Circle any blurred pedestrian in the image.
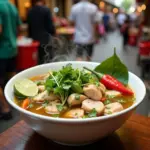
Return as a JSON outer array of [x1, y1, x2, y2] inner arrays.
[[95, 7, 106, 41], [121, 18, 130, 49], [69, 0, 98, 61], [102, 9, 110, 32], [0, 0, 22, 120], [117, 10, 127, 29], [129, 11, 138, 25], [27, 0, 55, 64]]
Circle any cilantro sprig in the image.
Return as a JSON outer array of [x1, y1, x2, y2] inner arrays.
[[45, 64, 99, 106], [88, 108, 97, 118]]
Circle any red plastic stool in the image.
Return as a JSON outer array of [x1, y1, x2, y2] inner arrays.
[[17, 41, 39, 70]]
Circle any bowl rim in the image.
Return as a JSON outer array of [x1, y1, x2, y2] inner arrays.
[[4, 61, 146, 123]]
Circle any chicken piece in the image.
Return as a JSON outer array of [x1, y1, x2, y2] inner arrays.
[[104, 102, 123, 115], [82, 99, 105, 115], [33, 91, 58, 103], [38, 85, 45, 93], [83, 84, 102, 101], [67, 93, 87, 107], [105, 90, 121, 98], [63, 108, 84, 119], [45, 100, 61, 115], [99, 83, 106, 95]]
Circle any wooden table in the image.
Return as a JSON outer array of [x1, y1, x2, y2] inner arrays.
[[0, 114, 150, 150]]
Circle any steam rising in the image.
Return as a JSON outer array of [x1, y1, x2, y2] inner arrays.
[[42, 35, 91, 63], [43, 36, 77, 63]]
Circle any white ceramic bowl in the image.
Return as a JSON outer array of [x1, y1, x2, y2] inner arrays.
[[4, 61, 146, 146]]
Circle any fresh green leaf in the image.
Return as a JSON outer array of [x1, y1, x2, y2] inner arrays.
[[36, 81, 44, 86], [75, 94, 80, 100], [71, 82, 83, 93], [106, 95, 115, 99], [54, 87, 64, 95], [88, 108, 97, 118], [64, 80, 73, 84], [51, 114, 59, 117], [45, 79, 55, 91], [82, 115, 89, 119], [46, 87, 51, 92], [75, 113, 78, 116], [62, 84, 71, 90], [42, 100, 49, 107], [28, 103, 34, 108], [81, 71, 99, 87], [81, 71, 90, 83], [95, 48, 129, 85], [95, 82, 100, 87], [60, 64, 73, 77], [56, 104, 64, 112], [131, 97, 136, 102], [36, 81, 41, 86], [104, 100, 111, 105], [107, 111, 112, 114]]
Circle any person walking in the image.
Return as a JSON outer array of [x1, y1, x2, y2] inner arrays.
[[0, 0, 22, 119], [117, 10, 127, 29], [120, 18, 130, 49], [27, 0, 55, 64], [69, 0, 98, 61]]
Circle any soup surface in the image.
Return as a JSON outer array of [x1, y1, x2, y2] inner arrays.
[[14, 65, 135, 119]]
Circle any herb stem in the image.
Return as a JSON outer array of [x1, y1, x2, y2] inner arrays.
[[49, 72, 64, 104], [77, 70, 81, 81], [58, 73, 63, 84], [62, 92, 68, 106], [49, 72, 60, 87]]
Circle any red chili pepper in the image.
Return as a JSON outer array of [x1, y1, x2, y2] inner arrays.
[[84, 67, 134, 96]]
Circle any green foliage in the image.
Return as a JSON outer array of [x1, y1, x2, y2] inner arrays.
[[88, 108, 97, 118]]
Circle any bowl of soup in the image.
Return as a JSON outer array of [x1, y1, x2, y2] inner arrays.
[[4, 61, 146, 145]]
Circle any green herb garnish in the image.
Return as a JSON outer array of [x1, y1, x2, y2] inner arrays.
[[82, 115, 89, 119], [107, 111, 112, 114], [42, 100, 49, 107], [75, 94, 80, 100], [104, 100, 111, 105], [56, 104, 63, 112], [88, 108, 97, 118], [51, 114, 59, 117], [71, 82, 83, 93], [28, 103, 34, 108], [75, 113, 78, 116], [35, 80, 45, 85], [131, 97, 136, 102], [45, 64, 99, 106], [106, 95, 115, 99], [95, 82, 100, 87]]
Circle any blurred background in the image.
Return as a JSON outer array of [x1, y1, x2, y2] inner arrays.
[[1, 0, 150, 133]]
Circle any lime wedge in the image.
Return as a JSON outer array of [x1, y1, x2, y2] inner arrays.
[[14, 79, 38, 97]]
